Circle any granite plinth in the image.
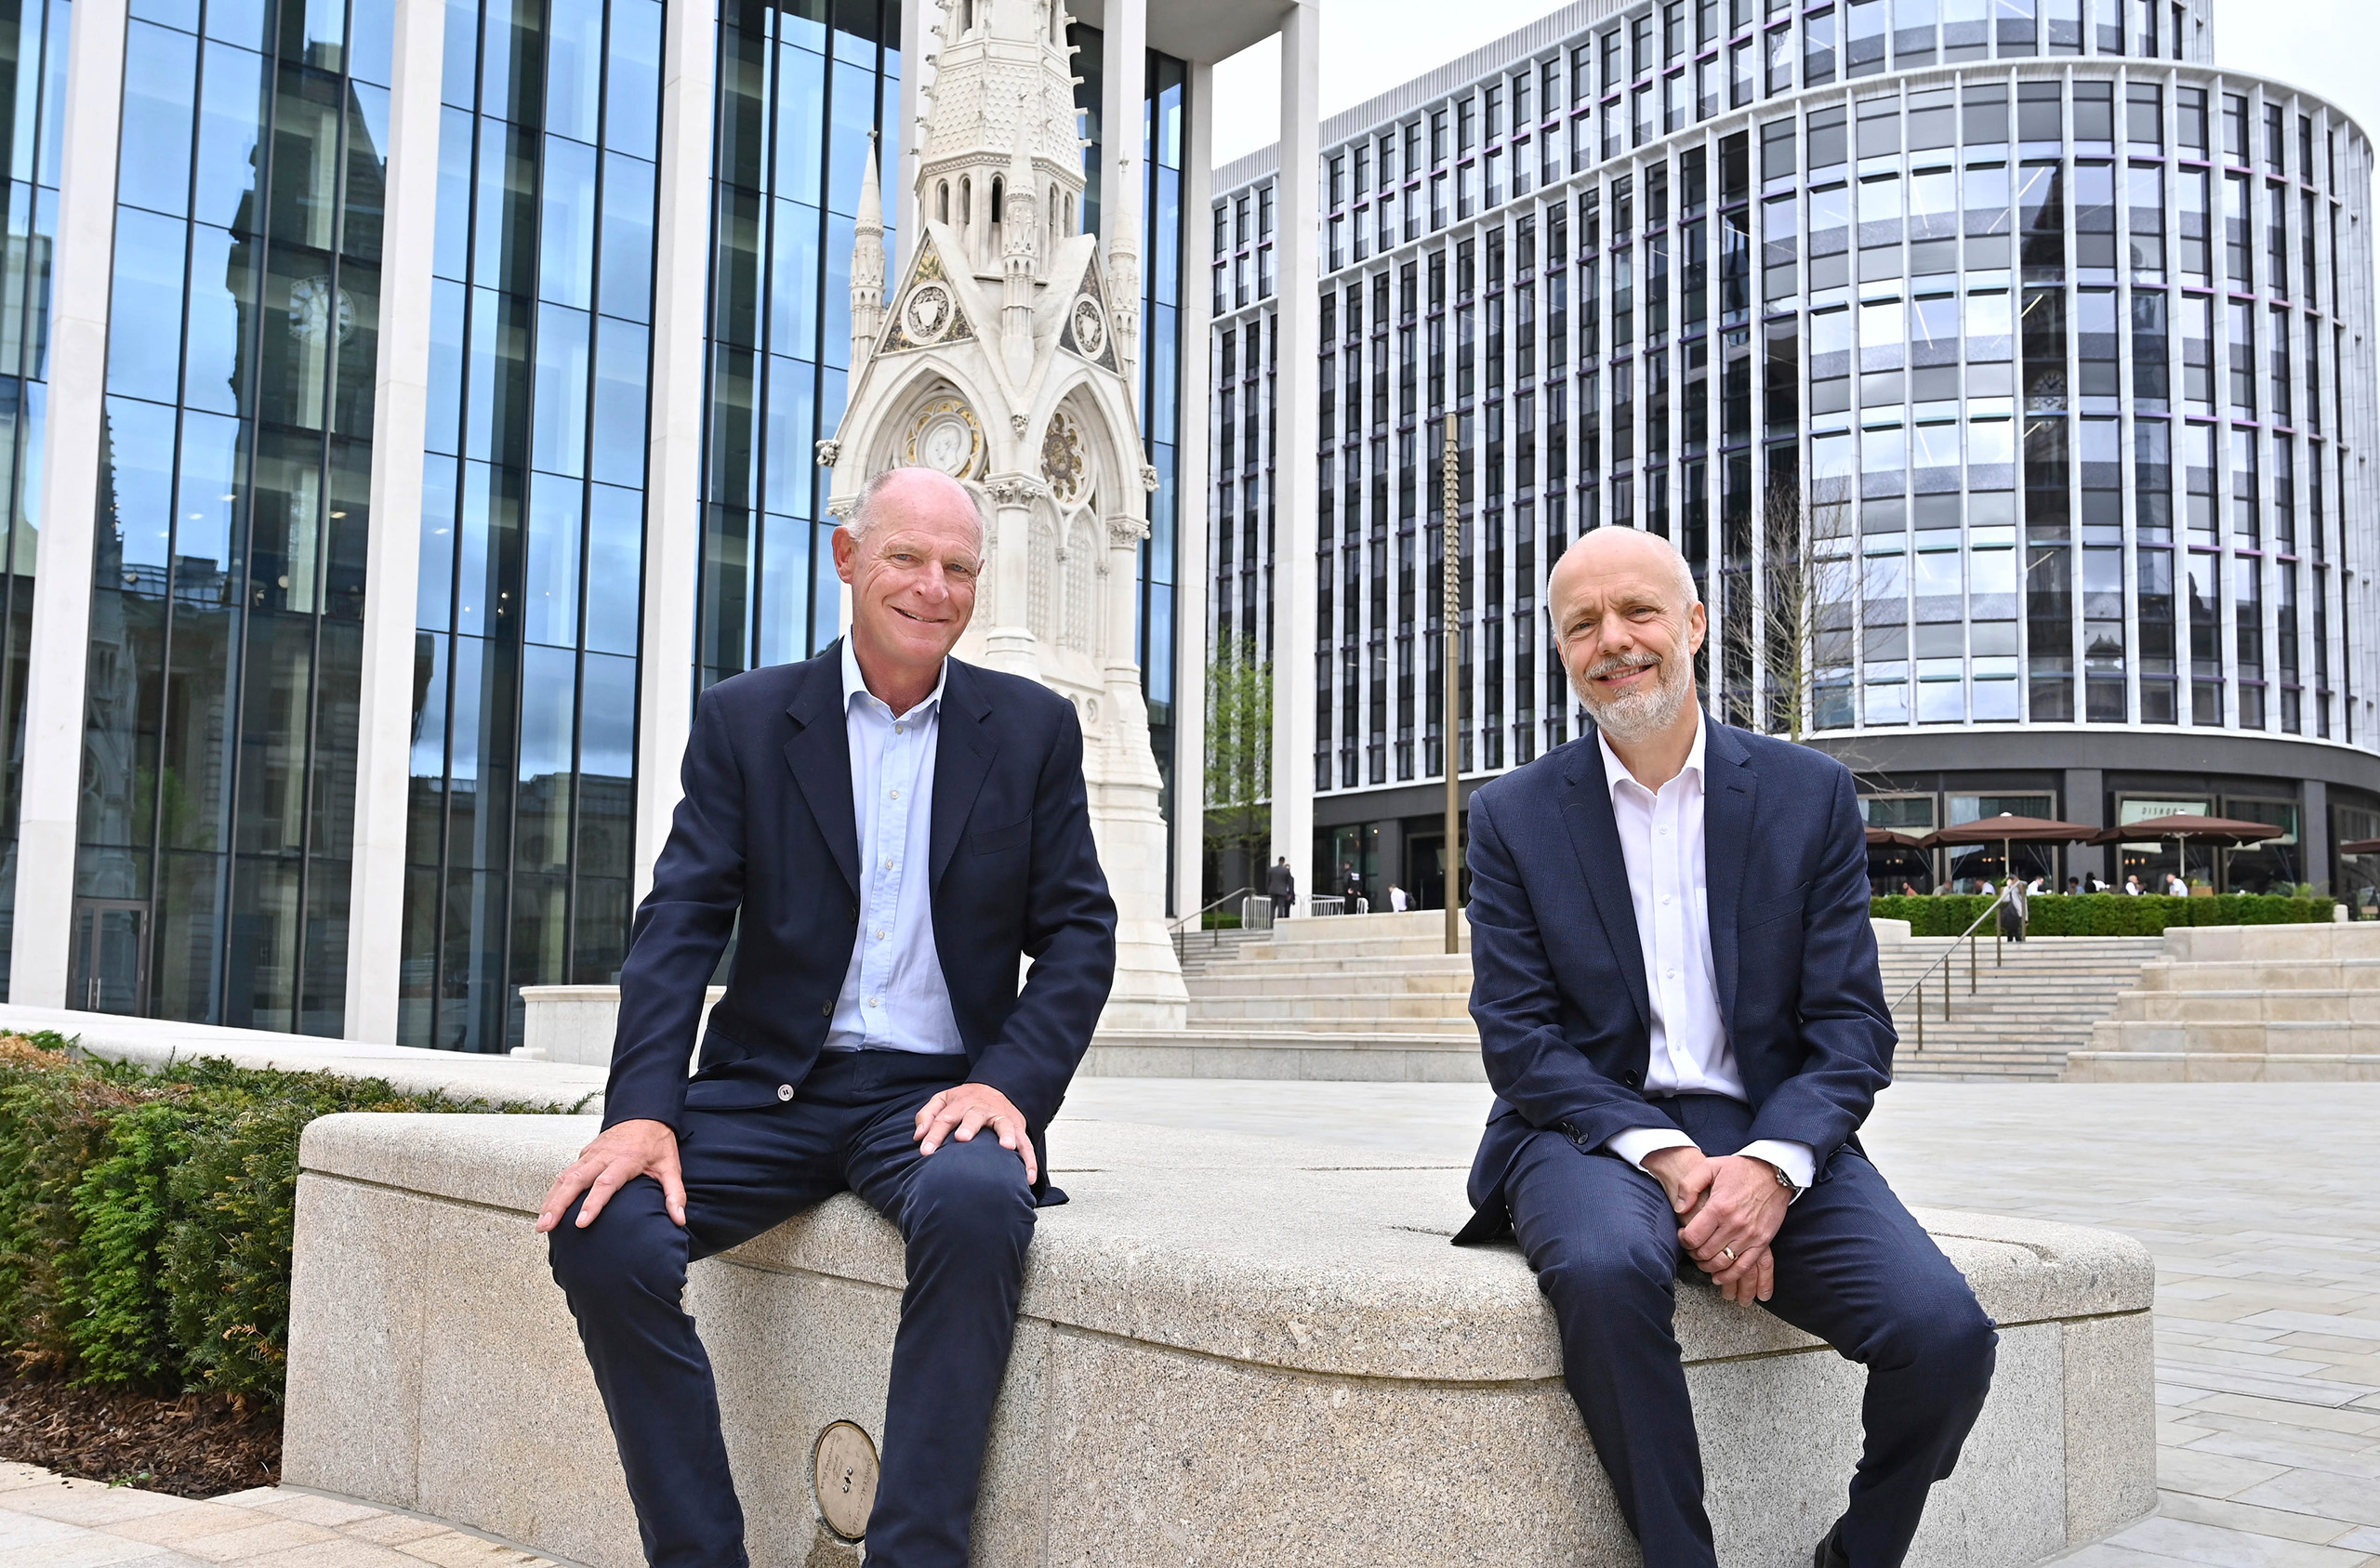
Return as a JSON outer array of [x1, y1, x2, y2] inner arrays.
[[284, 1113, 2154, 1568]]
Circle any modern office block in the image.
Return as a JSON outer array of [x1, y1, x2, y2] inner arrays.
[[1212, 0, 2380, 907], [0, 0, 1309, 1048]]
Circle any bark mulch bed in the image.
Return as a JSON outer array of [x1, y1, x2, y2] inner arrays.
[[0, 1374, 281, 1497]]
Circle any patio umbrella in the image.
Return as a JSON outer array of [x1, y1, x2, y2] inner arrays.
[[2093, 813, 2285, 891], [1920, 813, 2102, 887], [2089, 813, 2286, 847], [2336, 839, 2380, 856], [1864, 826, 1924, 849]]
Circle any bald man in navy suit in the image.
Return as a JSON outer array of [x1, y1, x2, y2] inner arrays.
[[1454, 527, 1997, 1568]]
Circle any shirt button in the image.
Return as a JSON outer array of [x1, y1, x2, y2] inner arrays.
[[1660, 895, 1673, 906], [884, 858, 894, 870], [867, 997, 880, 1008], [876, 929, 887, 940], [889, 788, 900, 799], [776, 1084, 794, 1101]]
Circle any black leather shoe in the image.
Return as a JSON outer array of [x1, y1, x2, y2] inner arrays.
[[1813, 1519, 1849, 1568]]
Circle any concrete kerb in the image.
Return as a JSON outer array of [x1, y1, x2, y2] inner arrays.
[[284, 1111, 2156, 1568]]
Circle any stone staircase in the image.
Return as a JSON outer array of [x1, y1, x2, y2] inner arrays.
[[1877, 935, 2167, 1082], [2065, 923, 2380, 1081], [1169, 925, 1273, 978], [1117, 911, 2162, 1084]]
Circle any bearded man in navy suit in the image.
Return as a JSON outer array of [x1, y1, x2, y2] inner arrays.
[[1453, 527, 1997, 1568], [536, 467, 1117, 1568]]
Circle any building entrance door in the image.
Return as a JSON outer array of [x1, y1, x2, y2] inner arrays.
[[69, 900, 150, 1015]]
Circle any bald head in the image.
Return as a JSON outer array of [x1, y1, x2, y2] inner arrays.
[[1548, 526, 1699, 617], [848, 465, 989, 558], [1548, 526, 1706, 749]]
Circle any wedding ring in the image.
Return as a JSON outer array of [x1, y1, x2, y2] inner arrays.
[[1720, 1245, 1737, 1262]]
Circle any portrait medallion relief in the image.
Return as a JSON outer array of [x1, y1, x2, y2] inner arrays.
[[905, 397, 983, 478]]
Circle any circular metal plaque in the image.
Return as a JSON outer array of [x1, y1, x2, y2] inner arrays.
[[812, 1421, 879, 1542]]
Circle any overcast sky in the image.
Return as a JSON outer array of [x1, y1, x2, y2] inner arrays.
[[1210, 0, 2378, 178]]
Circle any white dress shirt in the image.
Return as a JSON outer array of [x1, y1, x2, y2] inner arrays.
[[825, 640, 965, 1055], [1596, 714, 1816, 1193]]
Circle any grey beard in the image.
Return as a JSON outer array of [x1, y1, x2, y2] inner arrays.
[[1573, 656, 1694, 744]]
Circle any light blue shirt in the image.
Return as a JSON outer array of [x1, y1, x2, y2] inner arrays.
[[825, 640, 965, 1054]]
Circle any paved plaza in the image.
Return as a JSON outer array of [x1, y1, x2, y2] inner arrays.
[[0, 1469, 565, 1567], [5, 1077, 2377, 1565], [1062, 1077, 2380, 1566]]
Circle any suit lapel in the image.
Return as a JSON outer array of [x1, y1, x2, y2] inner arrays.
[[929, 660, 998, 889], [782, 645, 860, 898], [1559, 740, 1652, 1040], [1701, 719, 1757, 1039]]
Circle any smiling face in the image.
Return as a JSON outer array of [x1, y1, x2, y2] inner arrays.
[[834, 468, 984, 694], [1548, 528, 1707, 746]]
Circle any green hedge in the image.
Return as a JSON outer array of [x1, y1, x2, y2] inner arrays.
[[1869, 892, 2336, 936], [0, 1032, 568, 1410]]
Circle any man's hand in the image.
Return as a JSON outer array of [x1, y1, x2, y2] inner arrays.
[[914, 1083, 1038, 1183], [1676, 1154, 1790, 1305], [1640, 1144, 1715, 1219], [536, 1119, 684, 1233]]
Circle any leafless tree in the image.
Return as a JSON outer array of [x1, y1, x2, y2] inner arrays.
[[1722, 469, 1865, 747]]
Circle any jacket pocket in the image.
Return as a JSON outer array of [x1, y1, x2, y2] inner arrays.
[[972, 817, 1032, 855], [1739, 880, 1811, 928]]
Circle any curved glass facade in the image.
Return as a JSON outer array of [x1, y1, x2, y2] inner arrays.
[[1216, 0, 2380, 905]]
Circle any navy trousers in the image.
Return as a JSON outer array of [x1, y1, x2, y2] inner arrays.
[[1503, 1094, 1998, 1568], [547, 1050, 1037, 1568]]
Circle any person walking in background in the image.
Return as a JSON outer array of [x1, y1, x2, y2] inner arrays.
[[1267, 856, 1296, 920], [1390, 883, 1410, 913], [2000, 874, 2030, 942]]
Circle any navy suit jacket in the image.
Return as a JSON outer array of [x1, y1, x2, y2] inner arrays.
[[601, 643, 1118, 1173], [1454, 717, 1895, 1244]]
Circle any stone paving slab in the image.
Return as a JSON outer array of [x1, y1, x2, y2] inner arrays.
[[1060, 1078, 2380, 1567], [0, 1476, 571, 1568]]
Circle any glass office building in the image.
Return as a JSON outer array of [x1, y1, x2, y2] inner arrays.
[[1216, 0, 2380, 906], [2, 0, 1239, 1047]]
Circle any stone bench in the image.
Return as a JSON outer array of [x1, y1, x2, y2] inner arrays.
[[284, 1113, 2154, 1568]]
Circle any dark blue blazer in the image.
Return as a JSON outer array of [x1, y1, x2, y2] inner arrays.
[[1454, 717, 1894, 1244], [601, 644, 1118, 1164]]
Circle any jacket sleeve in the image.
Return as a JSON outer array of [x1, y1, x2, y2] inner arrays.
[[602, 689, 747, 1130], [964, 704, 1117, 1130], [1466, 786, 1678, 1151], [1744, 766, 1897, 1158]]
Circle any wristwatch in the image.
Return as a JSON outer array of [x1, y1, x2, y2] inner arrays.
[[1770, 1162, 1801, 1197]]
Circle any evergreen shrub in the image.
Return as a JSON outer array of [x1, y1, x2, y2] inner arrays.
[[1868, 892, 2336, 937], [0, 1033, 568, 1408]]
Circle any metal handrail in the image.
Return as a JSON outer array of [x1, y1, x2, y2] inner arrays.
[[1169, 886, 1261, 935], [1889, 895, 2015, 1052]]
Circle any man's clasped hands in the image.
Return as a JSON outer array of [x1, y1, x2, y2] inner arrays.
[[1642, 1148, 1792, 1305]]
